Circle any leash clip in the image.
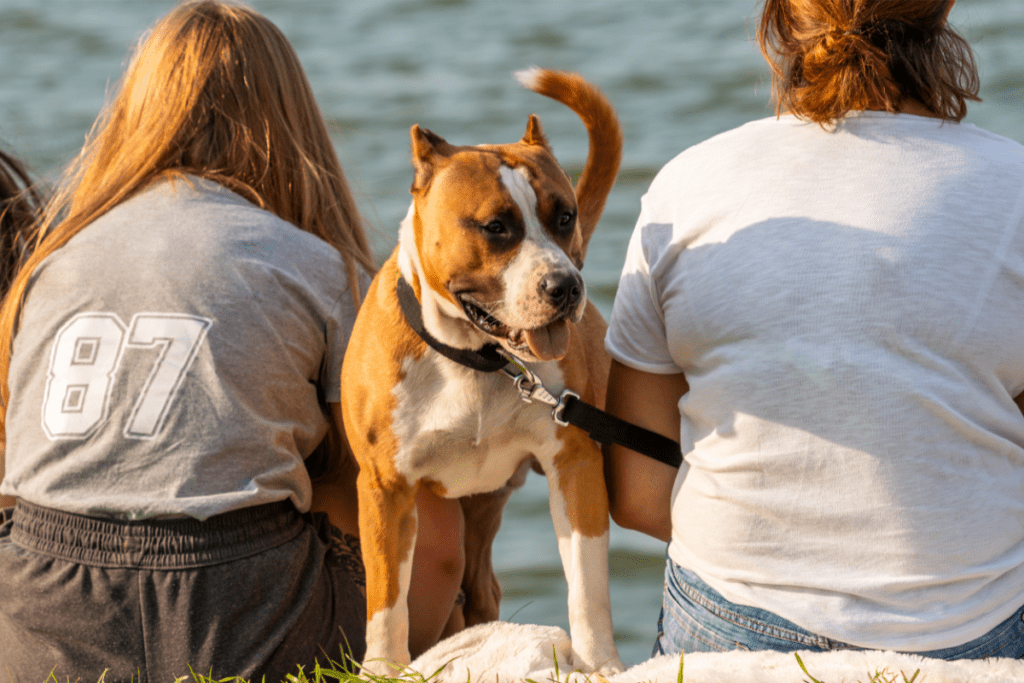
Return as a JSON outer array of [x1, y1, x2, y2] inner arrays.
[[492, 351, 683, 468], [501, 366, 559, 407], [497, 350, 559, 407], [496, 350, 579, 427]]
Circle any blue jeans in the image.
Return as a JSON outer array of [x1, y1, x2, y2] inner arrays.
[[653, 558, 1024, 660]]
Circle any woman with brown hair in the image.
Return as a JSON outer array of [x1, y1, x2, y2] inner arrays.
[[605, 0, 1024, 660], [0, 150, 40, 300], [0, 1, 463, 679], [0, 148, 40, 512]]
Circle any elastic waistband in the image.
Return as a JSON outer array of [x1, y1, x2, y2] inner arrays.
[[10, 500, 306, 569]]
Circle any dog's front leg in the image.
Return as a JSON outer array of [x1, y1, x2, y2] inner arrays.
[[357, 470, 419, 676], [545, 437, 624, 674]]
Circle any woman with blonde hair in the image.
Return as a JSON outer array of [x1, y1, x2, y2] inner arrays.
[[606, 0, 1024, 659], [0, 1, 463, 678]]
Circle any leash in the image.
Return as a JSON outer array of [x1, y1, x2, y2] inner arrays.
[[497, 352, 683, 469], [396, 274, 683, 468]]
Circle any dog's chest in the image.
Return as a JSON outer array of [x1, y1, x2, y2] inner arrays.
[[389, 353, 564, 496]]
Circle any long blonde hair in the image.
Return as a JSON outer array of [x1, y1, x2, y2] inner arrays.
[[0, 0, 376, 426]]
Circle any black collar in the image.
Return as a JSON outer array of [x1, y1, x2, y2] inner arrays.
[[396, 275, 509, 373]]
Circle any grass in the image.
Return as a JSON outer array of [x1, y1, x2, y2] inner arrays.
[[27, 650, 927, 683], [32, 654, 410, 683], [795, 652, 922, 683]]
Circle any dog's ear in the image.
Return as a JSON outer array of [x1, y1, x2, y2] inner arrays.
[[410, 125, 451, 191], [520, 114, 551, 150]]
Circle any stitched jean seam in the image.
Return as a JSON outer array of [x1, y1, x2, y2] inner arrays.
[[956, 615, 1024, 659], [661, 598, 735, 653], [983, 634, 1024, 659], [680, 616, 734, 652], [672, 569, 839, 649]]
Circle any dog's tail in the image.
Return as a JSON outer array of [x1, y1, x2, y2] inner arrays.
[[515, 67, 623, 265]]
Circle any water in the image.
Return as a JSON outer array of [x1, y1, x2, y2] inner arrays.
[[1, 0, 1021, 666]]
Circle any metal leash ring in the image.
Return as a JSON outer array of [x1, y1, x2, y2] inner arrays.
[[552, 389, 580, 426], [498, 352, 561, 408]]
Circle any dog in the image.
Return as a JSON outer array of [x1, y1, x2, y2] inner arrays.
[[341, 67, 624, 676]]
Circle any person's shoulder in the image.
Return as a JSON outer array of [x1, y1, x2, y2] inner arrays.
[[859, 114, 1024, 164], [639, 118, 783, 207], [111, 174, 283, 232], [950, 122, 1024, 165], [891, 118, 1024, 187], [174, 176, 342, 259], [652, 117, 790, 181], [133, 177, 351, 299]]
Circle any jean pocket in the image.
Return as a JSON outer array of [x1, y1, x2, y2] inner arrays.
[[661, 587, 751, 653]]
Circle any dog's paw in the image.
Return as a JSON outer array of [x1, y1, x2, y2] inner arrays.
[[359, 657, 408, 679], [359, 642, 412, 679], [571, 649, 625, 677], [594, 657, 626, 676]]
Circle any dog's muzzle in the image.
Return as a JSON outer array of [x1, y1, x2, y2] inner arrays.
[[539, 271, 584, 316]]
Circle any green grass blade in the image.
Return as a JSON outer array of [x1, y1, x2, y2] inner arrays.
[[794, 652, 825, 683]]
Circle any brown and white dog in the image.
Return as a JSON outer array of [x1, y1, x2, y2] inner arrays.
[[341, 68, 624, 676]]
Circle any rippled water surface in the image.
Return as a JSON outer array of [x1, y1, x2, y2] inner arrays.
[[1, 0, 1021, 665]]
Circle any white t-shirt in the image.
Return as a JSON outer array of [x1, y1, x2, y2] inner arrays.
[[606, 112, 1024, 651], [2, 177, 369, 520]]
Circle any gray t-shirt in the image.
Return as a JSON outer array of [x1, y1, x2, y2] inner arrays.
[[2, 176, 366, 520]]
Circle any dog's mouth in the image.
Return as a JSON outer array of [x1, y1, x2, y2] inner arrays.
[[459, 296, 570, 361], [460, 298, 510, 338]]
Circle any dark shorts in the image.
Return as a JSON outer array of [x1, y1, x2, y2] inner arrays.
[[0, 500, 366, 682]]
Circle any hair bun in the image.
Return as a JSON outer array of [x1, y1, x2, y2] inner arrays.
[[795, 21, 898, 123], [803, 22, 889, 81], [816, 22, 881, 60], [758, 0, 980, 125]]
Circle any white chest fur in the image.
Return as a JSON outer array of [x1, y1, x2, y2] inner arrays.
[[389, 351, 565, 496]]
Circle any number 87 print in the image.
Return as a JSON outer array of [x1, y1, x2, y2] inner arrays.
[[42, 312, 212, 440]]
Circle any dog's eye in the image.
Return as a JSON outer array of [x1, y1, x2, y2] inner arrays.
[[483, 220, 507, 235], [558, 212, 575, 227]]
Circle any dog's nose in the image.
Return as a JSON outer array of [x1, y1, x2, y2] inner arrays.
[[540, 272, 584, 310]]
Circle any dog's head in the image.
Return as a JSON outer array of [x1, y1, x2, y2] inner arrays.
[[405, 116, 586, 362]]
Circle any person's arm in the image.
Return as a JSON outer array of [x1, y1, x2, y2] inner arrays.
[[407, 487, 464, 659], [309, 403, 361, 536], [602, 360, 688, 543]]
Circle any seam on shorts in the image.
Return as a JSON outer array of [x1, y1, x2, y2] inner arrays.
[[137, 570, 150, 683], [663, 595, 742, 652], [673, 570, 838, 649], [963, 614, 1024, 659]]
